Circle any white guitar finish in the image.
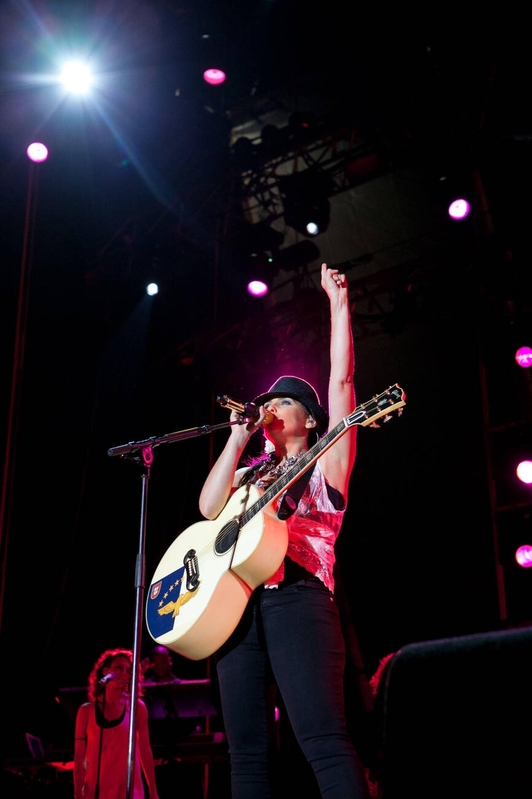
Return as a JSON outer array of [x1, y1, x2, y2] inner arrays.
[[148, 485, 287, 661]]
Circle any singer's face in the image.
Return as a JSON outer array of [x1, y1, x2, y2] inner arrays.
[[110, 655, 132, 684], [263, 397, 310, 439]]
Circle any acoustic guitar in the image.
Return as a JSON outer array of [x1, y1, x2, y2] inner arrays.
[[146, 384, 406, 660]]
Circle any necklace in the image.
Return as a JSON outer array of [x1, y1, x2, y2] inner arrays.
[[95, 698, 127, 728], [254, 452, 306, 488]]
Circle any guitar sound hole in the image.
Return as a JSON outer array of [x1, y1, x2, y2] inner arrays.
[[215, 519, 240, 555]]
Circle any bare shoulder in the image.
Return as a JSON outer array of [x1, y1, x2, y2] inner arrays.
[[75, 702, 90, 734], [233, 466, 249, 488]]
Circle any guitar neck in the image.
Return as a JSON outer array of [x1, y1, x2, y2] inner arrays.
[[240, 418, 348, 527]]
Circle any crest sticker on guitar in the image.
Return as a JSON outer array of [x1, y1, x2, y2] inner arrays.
[[146, 566, 191, 638]]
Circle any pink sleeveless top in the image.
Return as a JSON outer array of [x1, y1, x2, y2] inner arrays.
[[252, 460, 346, 592], [80, 699, 145, 799]]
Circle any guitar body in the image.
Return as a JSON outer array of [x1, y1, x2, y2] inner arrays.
[[146, 485, 288, 661]]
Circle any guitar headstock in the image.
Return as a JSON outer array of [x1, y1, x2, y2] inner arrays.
[[347, 384, 406, 429]]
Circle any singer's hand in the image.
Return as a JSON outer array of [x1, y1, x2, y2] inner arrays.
[[228, 409, 264, 443], [200, 406, 270, 519], [321, 262, 348, 305]]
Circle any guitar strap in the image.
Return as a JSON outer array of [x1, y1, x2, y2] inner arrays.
[[277, 464, 315, 520]]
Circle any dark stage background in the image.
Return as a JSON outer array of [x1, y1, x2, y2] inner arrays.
[[1, 1, 531, 785]]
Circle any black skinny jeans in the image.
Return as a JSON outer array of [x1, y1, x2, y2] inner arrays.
[[215, 572, 370, 799]]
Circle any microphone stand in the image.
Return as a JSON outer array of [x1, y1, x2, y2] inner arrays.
[[107, 417, 247, 799], [94, 686, 107, 799]]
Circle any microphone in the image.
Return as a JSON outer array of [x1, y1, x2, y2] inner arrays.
[[217, 395, 273, 424], [99, 672, 116, 686]]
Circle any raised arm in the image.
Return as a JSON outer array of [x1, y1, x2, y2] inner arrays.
[[199, 412, 267, 519], [319, 263, 357, 499]]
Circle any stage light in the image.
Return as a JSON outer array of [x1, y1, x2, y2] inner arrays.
[[27, 143, 49, 163], [515, 544, 532, 567], [203, 68, 226, 86], [247, 279, 269, 297], [516, 460, 532, 485], [246, 252, 274, 297], [61, 61, 93, 94], [515, 346, 532, 368], [286, 196, 330, 237], [146, 282, 159, 296], [437, 170, 473, 222], [279, 169, 333, 238], [231, 221, 283, 296], [448, 198, 470, 220]]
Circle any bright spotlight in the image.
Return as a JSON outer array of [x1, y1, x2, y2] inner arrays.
[[61, 61, 93, 94], [515, 346, 532, 368], [516, 460, 532, 485], [279, 169, 333, 238], [27, 142, 49, 163], [146, 282, 159, 296], [448, 198, 470, 220], [246, 252, 273, 297], [515, 544, 532, 568], [247, 279, 269, 297], [203, 68, 226, 86]]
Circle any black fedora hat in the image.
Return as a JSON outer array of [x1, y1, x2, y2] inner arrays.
[[253, 375, 329, 435]]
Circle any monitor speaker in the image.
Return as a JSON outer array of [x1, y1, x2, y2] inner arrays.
[[377, 626, 532, 799]]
